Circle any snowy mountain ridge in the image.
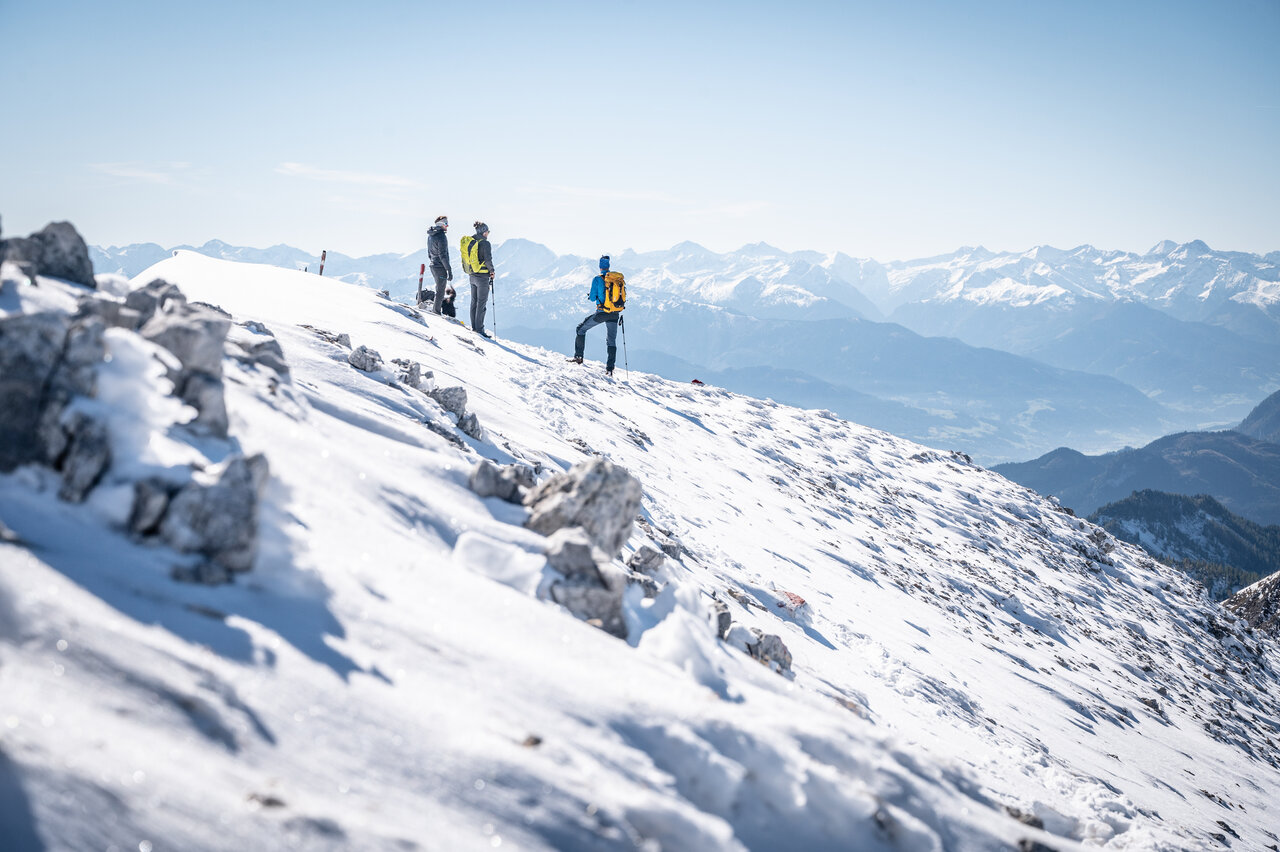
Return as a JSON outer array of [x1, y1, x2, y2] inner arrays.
[[3, 250, 1280, 850]]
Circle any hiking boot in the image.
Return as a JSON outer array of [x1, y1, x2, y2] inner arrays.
[[605, 367, 614, 377], [476, 329, 491, 339], [568, 356, 583, 364]]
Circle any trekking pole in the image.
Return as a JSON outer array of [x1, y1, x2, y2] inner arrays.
[[490, 276, 498, 338], [620, 315, 629, 382]]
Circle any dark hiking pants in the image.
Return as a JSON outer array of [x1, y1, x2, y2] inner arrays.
[[574, 311, 619, 370]]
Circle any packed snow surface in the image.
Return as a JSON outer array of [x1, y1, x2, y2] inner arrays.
[[2, 252, 1279, 851]]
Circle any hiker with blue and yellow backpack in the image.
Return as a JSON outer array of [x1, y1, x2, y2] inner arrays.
[[569, 255, 626, 376], [459, 222, 495, 338]]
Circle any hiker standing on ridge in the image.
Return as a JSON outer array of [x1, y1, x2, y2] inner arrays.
[[570, 255, 626, 376], [424, 215, 453, 314], [461, 221, 495, 338]]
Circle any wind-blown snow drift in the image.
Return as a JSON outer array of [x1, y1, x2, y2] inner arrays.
[[2, 251, 1279, 851]]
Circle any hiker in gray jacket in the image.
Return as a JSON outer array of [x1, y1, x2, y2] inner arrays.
[[468, 221, 495, 338], [424, 215, 453, 314]]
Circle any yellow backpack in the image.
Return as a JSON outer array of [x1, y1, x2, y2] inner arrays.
[[459, 235, 489, 274], [602, 271, 626, 312]]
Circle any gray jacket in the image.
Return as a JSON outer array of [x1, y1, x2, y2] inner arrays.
[[427, 225, 451, 274]]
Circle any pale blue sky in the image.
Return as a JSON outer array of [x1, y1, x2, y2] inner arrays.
[[2, 0, 1277, 261]]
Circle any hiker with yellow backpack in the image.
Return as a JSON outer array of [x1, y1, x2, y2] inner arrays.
[[459, 222, 496, 338], [569, 255, 626, 376]]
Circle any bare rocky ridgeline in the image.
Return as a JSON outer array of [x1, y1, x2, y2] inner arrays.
[[1225, 573, 1280, 637]]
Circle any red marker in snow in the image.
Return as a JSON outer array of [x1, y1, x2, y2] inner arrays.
[[318, 250, 327, 276]]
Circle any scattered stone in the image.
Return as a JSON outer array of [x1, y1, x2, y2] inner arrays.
[[347, 345, 383, 372], [524, 458, 643, 560], [711, 598, 732, 639], [159, 453, 270, 579], [457, 411, 483, 440], [748, 628, 792, 674], [521, 735, 543, 748], [241, 321, 271, 335], [300, 325, 351, 348], [391, 358, 422, 388], [428, 385, 468, 417], [468, 460, 531, 504], [627, 543, 665, 575]]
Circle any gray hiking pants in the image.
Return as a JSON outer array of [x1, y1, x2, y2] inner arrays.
[[429, 267, 449, 314], [469, 273, 491, 333]]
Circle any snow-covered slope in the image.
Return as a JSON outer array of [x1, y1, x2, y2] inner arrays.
[[4, 253, 1280, 851]]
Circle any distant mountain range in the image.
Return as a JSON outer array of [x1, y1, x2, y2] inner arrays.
[[94, 237, 1280, 464], [994, 429, 1280, 524], [1238, 389, 1280, 444], [1088, 490, 1279, 600]]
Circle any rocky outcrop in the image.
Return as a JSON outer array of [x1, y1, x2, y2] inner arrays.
[[1, 243, 272, 582], [138, 290, 232, 437], [0, 221, 95, 288], [1225, 573, 1280, 637], [524, 459, 643, 559], [0, 310, 109, 500]]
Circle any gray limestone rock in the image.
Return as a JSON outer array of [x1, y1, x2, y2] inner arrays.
[[245, 338, 289, 377], [457, 411, 483, 440], [56, 411, 110, 503], [140, 302, 230, 379], [348, 345, 383, 372], [712, 599, 732, 639], [391, 358, 422, 388], [28, 222, 95, 288], [627, 543, 665, 575], [0, 312, 71, 471], [180, 372, 230, 436], [524, 458, 643, 559], [543, 528, 627, 638], [125, 279, 187, 326], [748, 628, 793, 674], [129, 477, 174, 536], [468, 460, 532, 504], [159, 453, 270, 577], [0, 222, 94, 288], [428, 385, 468, 417], [75, 296, 143, 331]]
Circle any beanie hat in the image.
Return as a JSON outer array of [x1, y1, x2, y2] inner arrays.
[[599, 255, 610, 271]]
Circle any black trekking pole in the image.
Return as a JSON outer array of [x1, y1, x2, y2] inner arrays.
[[490, 276, 498, 339], [620, 315, 629, 382]]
